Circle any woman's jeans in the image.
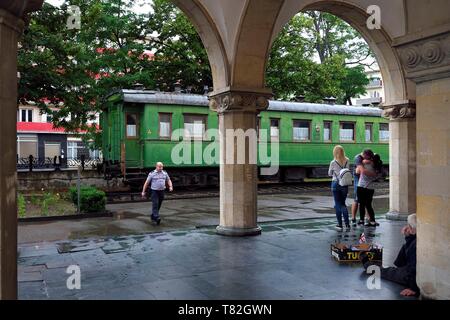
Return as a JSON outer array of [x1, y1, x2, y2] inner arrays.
[[331, 181, 349, 226], [357, 187, 375, 222]]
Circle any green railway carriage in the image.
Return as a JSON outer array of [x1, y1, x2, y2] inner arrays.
[[101, 89, 389, 188]]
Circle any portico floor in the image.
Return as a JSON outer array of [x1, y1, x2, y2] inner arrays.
[[18, 216, 414, 300]]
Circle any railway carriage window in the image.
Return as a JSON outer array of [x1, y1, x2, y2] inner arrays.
[[323, 122, 332, 142], [270, 119, 279, 141], [293, 120, 310, 141], [126, 114, 138, 138], [159, 113, 171, 139], [365, 123, 373, 142], [184, 115, 206, 140], [339, 122, 355, 142], [379, 123, 390, 142]]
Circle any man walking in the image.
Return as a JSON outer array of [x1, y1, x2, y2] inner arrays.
[[141, 162, 173, 225]]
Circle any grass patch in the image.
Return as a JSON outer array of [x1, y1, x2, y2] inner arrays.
[[18, 191, 77, 218]]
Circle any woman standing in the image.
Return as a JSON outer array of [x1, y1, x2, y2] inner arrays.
[[356, 150, 382, 227], [328, 145, 350, 231]]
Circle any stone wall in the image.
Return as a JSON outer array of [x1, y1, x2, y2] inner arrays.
[[416, 77, 450, 300], [17, 170, 124, 192]]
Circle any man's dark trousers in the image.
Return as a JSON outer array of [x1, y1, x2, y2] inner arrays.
[[151, 189, 165, 221]]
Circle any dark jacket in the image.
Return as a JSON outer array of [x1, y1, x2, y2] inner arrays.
[[394, 234, 419, 294]]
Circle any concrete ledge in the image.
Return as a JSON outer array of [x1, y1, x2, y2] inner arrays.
[[216, 225, 262, 237], [385, 212, 412, 221], [18, 211, 112, 223]]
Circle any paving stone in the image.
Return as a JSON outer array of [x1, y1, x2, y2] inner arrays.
[[18, 216, 411, 300]]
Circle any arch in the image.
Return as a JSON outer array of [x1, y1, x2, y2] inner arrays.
[[215, 0, 415, 103], [303, 1, 414, 104], [170, 0, 230, 91]]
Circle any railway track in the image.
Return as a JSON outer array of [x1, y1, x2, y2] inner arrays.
[[106, 181, 389, 204]]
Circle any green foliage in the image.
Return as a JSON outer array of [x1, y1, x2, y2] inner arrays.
[[69, 186, 106, 213], [266, 11, 372, 103], [40, 192, 59, 216], [18, 194, 27, 218], [18, 0, 212, 150], [19, 1, 373, 139]]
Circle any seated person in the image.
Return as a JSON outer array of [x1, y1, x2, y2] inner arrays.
[[360, 214, 420, 297]]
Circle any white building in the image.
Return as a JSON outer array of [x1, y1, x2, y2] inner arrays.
[[351, 69, 385, 106]]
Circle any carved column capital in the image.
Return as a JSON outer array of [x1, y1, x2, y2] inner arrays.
[[381, 100, 416, 120], [209, 90, 272, 114], [395, 32, 450, 82]]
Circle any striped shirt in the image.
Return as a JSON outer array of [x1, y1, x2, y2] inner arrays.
[[358, 164, 378, 189], [146, 170, 170, 191]]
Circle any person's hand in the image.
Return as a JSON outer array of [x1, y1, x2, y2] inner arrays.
[[141, 191, 146, 198], [169, 186, 173, 192], [401, 225, 411, 236], [400, 288, 416, 296]]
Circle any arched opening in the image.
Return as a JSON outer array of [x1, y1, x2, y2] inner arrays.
[[267, 1, 414, 105]]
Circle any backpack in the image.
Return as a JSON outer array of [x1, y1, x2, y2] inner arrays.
[[334, 160, 353, 187]]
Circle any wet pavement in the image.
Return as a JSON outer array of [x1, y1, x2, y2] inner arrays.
[[18, 186, 389, 243], [18, 184, 409, 300], [18, 216, 414, 300]]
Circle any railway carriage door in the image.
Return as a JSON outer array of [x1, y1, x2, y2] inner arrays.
[[124, 113, 141, 169]]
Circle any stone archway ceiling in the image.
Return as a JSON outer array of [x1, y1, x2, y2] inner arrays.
[[177, 0, 413, 103], [0, 0, 44, 18]]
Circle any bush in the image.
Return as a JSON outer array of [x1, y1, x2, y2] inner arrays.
[[41, 192, 58, 216], [18, 193, 26, 218], [69, 186, 106, 213]]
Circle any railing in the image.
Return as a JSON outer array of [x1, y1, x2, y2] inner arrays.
[[367, 79, 383, 88], [17, 155, 102, 171]]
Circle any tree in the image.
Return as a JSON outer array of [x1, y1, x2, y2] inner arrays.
[[18, 2, 373, 149], [266, 11, 372, 103], [149, 0, 213, 93], [18, 0, 212, 146]]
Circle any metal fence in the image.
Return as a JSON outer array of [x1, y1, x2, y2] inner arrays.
[[17, 155, 102, 171]]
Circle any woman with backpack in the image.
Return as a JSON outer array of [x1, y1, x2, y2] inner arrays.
[[329, 145, 352, 231]]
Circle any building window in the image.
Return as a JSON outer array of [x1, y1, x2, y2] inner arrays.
[[67, 141, 88, 159], [324, 121, 332, 142], [184, 114, 206, 139], [44, 142, 61, 159], [365, 123, 373, 142], [159, 113, 171, 139], [126, 113, 138, 138], [17, 135, 38, 158], [270, 118, 279, 141], [340, 122, 355, 142], [89, 148, 100, 159], [379, 123, 390, 142], [19, 109, 33, 122], [293, 120, 310, 141]]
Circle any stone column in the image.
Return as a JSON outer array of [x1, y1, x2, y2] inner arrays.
[[209, 89, 271, 236], [396, 32, 450, 299], [0, 8, 24, 299], [382, 101, 417, 221]]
